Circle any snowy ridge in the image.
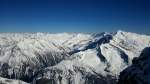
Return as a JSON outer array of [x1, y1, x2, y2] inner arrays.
[[0, 31, 149, 84]]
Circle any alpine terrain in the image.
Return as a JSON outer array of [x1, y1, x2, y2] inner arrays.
[[0, 30, 149, 84]]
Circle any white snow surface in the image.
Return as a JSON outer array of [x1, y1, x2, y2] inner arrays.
[[0, 77, 29, 84], [0, 31, 149, 84]]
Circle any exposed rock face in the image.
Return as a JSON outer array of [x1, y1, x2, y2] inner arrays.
[[118, 47, 150, 84], [0, 31, 149, 84]]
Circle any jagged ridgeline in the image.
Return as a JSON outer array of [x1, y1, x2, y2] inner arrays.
[[0, 31, 149, 84], [0, 51, 69, 82]]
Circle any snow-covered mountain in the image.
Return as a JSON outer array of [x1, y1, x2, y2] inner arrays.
[[0, 30, 149, 84]]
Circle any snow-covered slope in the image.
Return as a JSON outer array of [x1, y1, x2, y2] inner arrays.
[[0, 77, 29, 84], [0, 31, 149, 84]]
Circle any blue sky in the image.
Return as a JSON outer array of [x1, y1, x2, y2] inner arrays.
[[0, 0, 150, 33]]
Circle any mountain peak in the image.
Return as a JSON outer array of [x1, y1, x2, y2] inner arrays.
[[0, 31, 149, 84]]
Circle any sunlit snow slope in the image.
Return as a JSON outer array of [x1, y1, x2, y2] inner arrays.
[[0, 31, 149, 84]]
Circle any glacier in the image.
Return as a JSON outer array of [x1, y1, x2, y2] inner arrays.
[[0, 30, 149, 84]]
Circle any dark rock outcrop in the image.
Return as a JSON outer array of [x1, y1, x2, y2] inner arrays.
[[118, 47, 150, 84]]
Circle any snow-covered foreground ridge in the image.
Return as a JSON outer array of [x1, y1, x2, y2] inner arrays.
[[0, 30, 149, 84]]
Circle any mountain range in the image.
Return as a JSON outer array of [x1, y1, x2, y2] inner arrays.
[[0, 30, 149, 84]]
